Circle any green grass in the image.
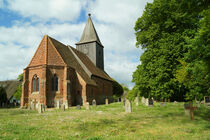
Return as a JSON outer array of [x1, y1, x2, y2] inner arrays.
[[0, 102, 210, 140]]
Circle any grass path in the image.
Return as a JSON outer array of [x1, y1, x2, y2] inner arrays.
[[0, 102, 209, 140]]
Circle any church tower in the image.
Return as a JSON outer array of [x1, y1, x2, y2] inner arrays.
[[76, 14, 104, 70]]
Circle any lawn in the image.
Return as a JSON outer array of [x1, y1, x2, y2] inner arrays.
[[0, 102, 209, 140]]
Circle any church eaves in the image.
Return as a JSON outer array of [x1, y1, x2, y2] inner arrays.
[[76, 14, 102, 46]]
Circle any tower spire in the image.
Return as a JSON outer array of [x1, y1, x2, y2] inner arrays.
[[76, 14, 102, 46]]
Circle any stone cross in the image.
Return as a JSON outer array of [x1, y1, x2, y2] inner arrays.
[[85, 102, 90, 110], [125, 99, 132, 113], [92, 99, 97, 107], [105, 98, 109, 105], [185, 102, 198, 120]]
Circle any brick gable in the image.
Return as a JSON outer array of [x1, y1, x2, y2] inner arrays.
[[28, 35, 66, 67]]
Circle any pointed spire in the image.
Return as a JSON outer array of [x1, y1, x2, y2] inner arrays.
[[76, 14, 102, 45]]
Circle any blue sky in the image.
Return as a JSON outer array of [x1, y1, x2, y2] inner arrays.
[[0, 0, 153, 88]]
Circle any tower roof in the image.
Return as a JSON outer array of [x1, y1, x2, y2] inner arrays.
[[76, 14, 102, 46]]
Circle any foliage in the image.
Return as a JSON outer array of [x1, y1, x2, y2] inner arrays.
[[0, 86, 7, 104], [133, 0, 209, 101], [14, 85, 22, 100], [14, 73, 23, 100], [126, 86, 139, 101], [112, 79, 123, 97]]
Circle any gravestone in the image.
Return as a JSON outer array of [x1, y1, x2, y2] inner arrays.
[[144, 98, 149, 106], [123, 98, 126, 108], [134, 96, 139, 106], [61, 104, 65, 111], [56, 100, 60, 109], [92, 99, 97, 107], [85, 102, 90, 110], [204, 96, 210, 106], [38, 103, 43, 114], [141, 97, 145, 104], [77, 105, 81, 110], [160, 102, 166, 106], [184, 103, 190, 116], [149, 99, 153, 106], [63, 100, 69, 109], [125, 99, 132, 113], [30, 102, 34, 110], [174, 101, 178, 104], [105, 98, 109, 105], [184, 102, 198, 120]]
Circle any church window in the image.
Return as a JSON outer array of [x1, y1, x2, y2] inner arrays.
[[52, 74, 58, 91], [32, 75, 39, 92]]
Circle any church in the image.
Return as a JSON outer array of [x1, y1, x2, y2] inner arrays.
[[21, 14, 113, 108]]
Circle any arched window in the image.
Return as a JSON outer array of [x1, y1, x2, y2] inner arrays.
[[52, 74, 58, 91], [32, 75, 39, 92]]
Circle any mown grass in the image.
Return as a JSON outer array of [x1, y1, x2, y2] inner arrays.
[[0, 102, 209, 140]]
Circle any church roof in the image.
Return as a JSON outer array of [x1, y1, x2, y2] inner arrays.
[[76, 15, 102, 46], [48, 36, 112, 85], [0, 80, 21, 100]]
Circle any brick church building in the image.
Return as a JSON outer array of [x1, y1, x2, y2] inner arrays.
[[21, 14, 113, 108]]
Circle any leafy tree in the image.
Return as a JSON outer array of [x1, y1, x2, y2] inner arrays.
[[14, 73, 23, 100], [112, 79, 124, 97], [176, 7, 210, 101], [0, 86, 7, 104], [133, 0, 208, 101]]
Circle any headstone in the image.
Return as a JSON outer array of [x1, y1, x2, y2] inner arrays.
[[123, 98, 126, 107], [174, 101, 178, 104], [63, 100, 69, 109], [125, 99, 132, 113], [149, 99, 153, 106], [184, 102, 197, 120], [105, 98, 109, 105], [85, 102, 90, 110], [134, 96, 139, 106], [168, 99, 170, 102], [56, 100, 60, 109], [160, 102, 166, 106], [61, 104, 65, 111], [77, 105, 81, 110], [38, 103, 43, 114], [141, 97, 145, 104], [144, 98, 149, 106], [204, 96, 210, 106], [92, 99, 97, 107]]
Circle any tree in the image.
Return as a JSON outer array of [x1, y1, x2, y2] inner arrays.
[[133, 0, 208, 101], [0, 86, 7, 104], [14, 73, 23, 100], [176, 7, 210, 101], [112, 79, 124, 97]]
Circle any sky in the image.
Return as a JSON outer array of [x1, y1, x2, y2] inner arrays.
[[0, 0, 153, 89]]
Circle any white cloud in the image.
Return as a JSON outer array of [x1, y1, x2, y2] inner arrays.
[[0, 0, 153, 88], [7, 0, 86, 21]]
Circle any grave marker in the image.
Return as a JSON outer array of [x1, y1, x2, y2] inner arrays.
[[77, 105, 81, 110], [92, 99, 97, 107], [61, 104, 65, 111], [85, 102, 90, 110], [38, 103, 43, 114], [184, 102, 197, 120], [204, 96, 210, 106], [125, 99, 132, 113], [105, 98, 109, 105], [134, 96, 139, 106], [56, 100, 60, 109]]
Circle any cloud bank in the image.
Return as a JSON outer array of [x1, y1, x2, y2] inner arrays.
[[0, 0, 153, 88]]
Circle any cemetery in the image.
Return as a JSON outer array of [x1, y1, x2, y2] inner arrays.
[[0, 100, 209, 140]]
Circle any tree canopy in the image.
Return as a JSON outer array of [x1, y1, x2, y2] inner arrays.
[[133, 0, 209, 101]]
